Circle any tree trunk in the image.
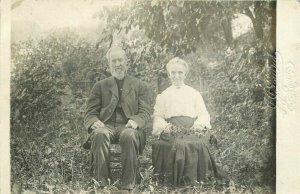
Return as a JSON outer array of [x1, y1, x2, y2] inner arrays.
[[221, 17, 233, 47], [244, 2, 264, 40]]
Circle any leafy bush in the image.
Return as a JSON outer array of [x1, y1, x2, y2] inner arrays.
[[11, 35, 92, 192]]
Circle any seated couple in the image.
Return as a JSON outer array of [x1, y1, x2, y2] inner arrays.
[[83, 46, 226, 190]]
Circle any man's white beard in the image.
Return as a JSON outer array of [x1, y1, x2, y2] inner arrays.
[[111, 70, 126, 80]]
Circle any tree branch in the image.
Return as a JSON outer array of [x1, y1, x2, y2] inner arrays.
[[244, 7, 254, 21]]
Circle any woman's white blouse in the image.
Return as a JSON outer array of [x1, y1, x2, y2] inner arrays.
[[153, 84, 211, 136]]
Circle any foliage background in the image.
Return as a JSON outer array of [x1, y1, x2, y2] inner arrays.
[[11, 0, 276, 193]]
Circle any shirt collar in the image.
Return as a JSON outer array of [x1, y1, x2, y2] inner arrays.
[[171, 84, 186, 90]]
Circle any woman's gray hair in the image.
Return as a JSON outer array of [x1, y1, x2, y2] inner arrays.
[[166, 57, 189, 72]]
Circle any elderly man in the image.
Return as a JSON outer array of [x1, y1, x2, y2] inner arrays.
[[84, 46, 151, 190]]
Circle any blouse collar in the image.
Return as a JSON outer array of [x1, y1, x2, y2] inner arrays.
[[171, 83, 187, 90]]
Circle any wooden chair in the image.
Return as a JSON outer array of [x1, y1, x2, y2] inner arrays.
[[109, 144, 122, 170], [109, 144, 151, 170]]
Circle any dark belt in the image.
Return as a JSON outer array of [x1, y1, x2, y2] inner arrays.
[[166, 116, 196, 129]]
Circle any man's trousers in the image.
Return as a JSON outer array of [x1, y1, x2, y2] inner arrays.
[[89, 123, 146, 189]]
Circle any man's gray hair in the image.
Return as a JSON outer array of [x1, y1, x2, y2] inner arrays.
[[166, 57, 189, 72], [106, 46, 126, 61]]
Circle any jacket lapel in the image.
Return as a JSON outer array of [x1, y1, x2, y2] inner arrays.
[[122, 76, 133, 100], [109, 77, 119, 100]]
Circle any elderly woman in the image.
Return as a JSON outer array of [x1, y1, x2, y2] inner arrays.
[[152, 57, 225, 186]]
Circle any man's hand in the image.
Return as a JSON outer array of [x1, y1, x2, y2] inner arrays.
[[90, 120, 113, 136], [125, 119, 138, 129], [91, 120, 105, 131]]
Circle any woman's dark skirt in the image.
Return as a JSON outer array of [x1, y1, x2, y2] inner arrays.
[[152, 116, 226, 186]]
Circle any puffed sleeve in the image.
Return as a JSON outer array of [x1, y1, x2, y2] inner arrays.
[[194, 92, 211, 129], [152, 94, 169, 136]]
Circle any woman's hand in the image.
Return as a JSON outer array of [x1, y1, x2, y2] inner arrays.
[[191, 123, 207, 137], [163, 123, 172, 134], [191, 123, 206, 131]]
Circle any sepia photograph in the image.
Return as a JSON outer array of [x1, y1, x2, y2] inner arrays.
[[2, 0, 288, 193]]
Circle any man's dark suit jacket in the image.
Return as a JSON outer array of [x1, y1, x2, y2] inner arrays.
[[84, 75, 152, 132]]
